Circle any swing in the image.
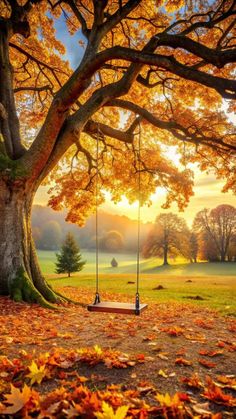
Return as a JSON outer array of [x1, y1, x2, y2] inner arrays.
[[87, 123, 147, 316]]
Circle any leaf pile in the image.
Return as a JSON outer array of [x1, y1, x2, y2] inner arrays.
[[0, 288, 235, 418]]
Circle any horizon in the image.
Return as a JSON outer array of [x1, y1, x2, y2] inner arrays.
[[34, 169, 236, 227]]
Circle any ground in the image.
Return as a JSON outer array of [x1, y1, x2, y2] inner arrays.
[[0, 284, 235, 418]]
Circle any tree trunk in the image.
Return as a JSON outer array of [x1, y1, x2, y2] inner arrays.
[[163, 246, 169, 265], [220, 251, 226, 262], [0, 178, 64, 307]]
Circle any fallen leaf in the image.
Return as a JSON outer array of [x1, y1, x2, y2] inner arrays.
[[0, 384, 31, 414], [158, 369, 168, 378], [95, 401, 129, 419], [175, 358, 192, 366], [198, 359, 216, 369], [26, 361, 47, 385]]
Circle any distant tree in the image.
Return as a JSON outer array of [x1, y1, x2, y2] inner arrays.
[[111, 258, 118, 268], [189, 232, 199, 263], [142, 213, 190, 265], [198, 231, 219, 262], [228, 236, 236, 262], [99, 230, 124, 252], [193, 205, 236, 262], [40, 221, 62, 250], [55, 233, 86, 277]]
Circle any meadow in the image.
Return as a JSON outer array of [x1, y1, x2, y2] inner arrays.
[[38, 250, 236, 314]]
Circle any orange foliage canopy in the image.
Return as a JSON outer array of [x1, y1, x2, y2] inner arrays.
[[1, 0, 235, 224]]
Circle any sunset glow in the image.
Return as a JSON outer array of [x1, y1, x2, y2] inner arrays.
[[35, 167, 236, 227]]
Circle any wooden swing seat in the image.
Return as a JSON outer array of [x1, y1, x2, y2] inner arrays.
[[87, 301, 147, 315]]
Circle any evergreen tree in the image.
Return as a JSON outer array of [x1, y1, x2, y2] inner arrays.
[[55, 233, 86, 277]]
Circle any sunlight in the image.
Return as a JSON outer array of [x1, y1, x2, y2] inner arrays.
[[161, 145, 181, 166]]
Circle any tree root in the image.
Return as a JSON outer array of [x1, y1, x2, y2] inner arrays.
[[9, 267, 86, 309], [10, 267, 58, 309]]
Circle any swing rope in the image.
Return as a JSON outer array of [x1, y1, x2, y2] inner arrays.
[[94, 123, 100, 305], [135, 121, 141, 313], [93, 121, 142, 312]]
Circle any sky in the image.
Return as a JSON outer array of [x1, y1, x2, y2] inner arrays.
[[34, 12, 236, 227], [35, 169, 236, 227]]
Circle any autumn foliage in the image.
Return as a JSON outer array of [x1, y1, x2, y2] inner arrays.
[[0, 0, 236, 301], [0, 287, 235, 418]]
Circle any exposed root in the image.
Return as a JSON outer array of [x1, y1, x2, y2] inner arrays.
[[9, 267, 86, 309], [10, 267, 58, 309]]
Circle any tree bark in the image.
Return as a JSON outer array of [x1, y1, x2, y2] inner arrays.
[[0, 178, 63, 307], [0, 22, 25, 159], [163, 246, 169, 265]]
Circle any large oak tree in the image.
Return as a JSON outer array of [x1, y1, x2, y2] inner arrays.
[[0, 0, 235, 306]]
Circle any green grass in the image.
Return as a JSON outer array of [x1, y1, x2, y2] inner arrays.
[[37, 249, 236, 276], [37, 250, 236, 314]]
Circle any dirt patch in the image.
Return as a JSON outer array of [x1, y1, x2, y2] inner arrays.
[[183, 295, 206, 300], [152, 285, 166, 290]]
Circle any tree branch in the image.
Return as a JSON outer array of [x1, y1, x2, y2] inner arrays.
[[107, 99, 236, 153], [153, 33, 236, 68], [65, 0, 90, 38], [14, 85, 52, 93], [93, 45, 236, 99]]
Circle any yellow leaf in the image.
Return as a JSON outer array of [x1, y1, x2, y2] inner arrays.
[[95, 401, 129, 419], [156, 393, 180, 407], [94, 345, 103, 356], [0, 384, 31, 414], [158, 369, 168, 378], [26, 361, 47, 385]]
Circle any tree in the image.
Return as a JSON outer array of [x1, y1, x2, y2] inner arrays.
[[189, 232, 199, 263], [55, 233, 86, 277], [0, 0, 235, 306], [193, 205, 236, 262], [142, 213, 190, 265], [227, 236, 236, 261]]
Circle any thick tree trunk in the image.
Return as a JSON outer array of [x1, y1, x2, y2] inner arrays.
[[0, 178, 64, 307]]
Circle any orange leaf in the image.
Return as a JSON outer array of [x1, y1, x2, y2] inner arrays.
[[198, 359, 216, 369], [0, 384, 32, 414], [175, 357, 192, 366]]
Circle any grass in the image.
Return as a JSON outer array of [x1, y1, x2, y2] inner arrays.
[[37, 249, 236, 314]]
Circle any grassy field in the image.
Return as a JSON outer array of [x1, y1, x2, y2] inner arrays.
[[37, 249, 236, 276], [37, 250, 236, 314]]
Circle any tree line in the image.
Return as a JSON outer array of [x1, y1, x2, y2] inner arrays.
[[33, 204, 236, 264], [142, 205, 236, 264], [32, 205, 151, 252]]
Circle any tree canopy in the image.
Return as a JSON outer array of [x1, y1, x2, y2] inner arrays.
[[1, 0, 235, 223]]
